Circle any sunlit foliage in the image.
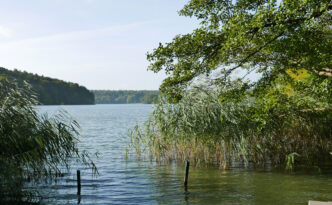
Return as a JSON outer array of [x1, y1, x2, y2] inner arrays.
[[147, 0, 331, 101], [130, 73, 331, 169], [129, 0, 332, 169]]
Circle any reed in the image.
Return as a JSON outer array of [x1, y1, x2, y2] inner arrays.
[[129, 77, 332, 170], [0, 78, 97, 203]]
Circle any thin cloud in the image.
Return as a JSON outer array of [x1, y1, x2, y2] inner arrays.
[[0, 26, 12, 38], [0, 20, 158, 46]]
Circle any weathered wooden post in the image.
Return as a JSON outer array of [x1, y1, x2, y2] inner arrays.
[[330, 152, 332, 173], [77, 170, 81, 195], [184, 160, 190, 186]]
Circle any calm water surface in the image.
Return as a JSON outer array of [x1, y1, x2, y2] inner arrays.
[[36, 104, 332, 205]]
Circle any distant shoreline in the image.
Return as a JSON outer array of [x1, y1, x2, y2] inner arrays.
[[92, 90, 159, 104], [0, 67, 95, 105]]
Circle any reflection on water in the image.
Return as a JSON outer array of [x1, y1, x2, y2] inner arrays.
[[35, 104, 332, 205]]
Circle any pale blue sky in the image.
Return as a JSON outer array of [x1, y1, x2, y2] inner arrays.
[[0, 0, 197, 90]]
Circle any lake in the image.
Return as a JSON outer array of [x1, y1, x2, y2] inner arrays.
[[36, 104, 332, 205]]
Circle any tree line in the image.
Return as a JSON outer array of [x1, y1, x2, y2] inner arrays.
[[93, 90, 159, 104], [0, 67, 95, 105]]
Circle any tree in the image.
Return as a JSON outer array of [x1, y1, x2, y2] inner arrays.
[[0, 78, 96, 203], [129, 0, 332, 169], [147, 0, 331, 102]]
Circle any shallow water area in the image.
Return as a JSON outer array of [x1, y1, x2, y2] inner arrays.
[[35, 104, 332, 205]]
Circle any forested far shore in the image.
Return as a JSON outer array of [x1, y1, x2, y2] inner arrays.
[[93, 90, 159, 104], [0, 67, 95, 105]]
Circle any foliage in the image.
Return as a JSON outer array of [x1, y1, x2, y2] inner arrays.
[[0, 78, 97, 203], [147, 0, 331, 101], [129, 0, 332, 170], [0, 67, 95, 105], [130, 73, 332, 169], [93, 90, 159, 104]]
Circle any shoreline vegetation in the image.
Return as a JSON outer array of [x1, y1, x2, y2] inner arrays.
[[130, 77, 331, 169], [93, 90, 159, 104], [129, 0, 332, 170], [1, 0, 331, 203], [0, 67, 160, 105], [0, 78, 97, 204]]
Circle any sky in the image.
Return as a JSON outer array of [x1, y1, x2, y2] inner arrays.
[[0, 0, 198, 90]]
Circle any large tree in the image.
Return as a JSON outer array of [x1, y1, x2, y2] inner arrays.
[[147, 0, 331, 101]]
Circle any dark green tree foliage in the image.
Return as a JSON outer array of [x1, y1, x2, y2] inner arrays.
[[0, 67, 95, 105], [147, 0, 331, 101], [93, 90, 159, 104], [0, 78, 96, 203]]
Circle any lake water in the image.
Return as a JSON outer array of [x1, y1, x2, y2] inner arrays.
[[36, 104, 332, 205]]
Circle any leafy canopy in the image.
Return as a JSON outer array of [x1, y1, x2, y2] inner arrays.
[[147, 0, 332, 101]]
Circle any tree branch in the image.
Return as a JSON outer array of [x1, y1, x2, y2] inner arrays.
[[225, 31, 284, 77]]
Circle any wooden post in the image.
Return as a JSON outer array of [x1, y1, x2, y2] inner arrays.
[[77, 170, 81, 195], [184, 160, 189, 186]]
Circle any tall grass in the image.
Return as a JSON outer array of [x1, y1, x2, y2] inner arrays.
[[0, 78, 97, 203], [129, 77, 332, 169]]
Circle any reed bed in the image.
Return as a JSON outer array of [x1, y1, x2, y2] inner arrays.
[[0, 78, 96, 203], [129, 80, 332, 169]]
